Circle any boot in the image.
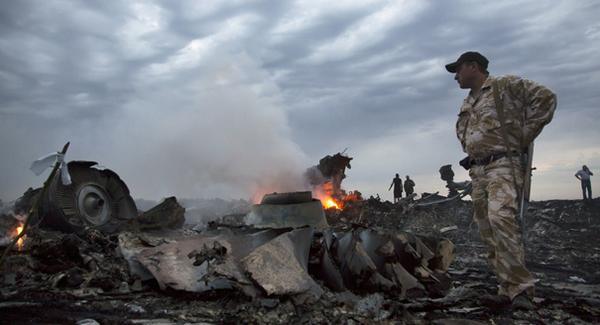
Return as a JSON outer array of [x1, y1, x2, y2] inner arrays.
[[481, 294, 511, 309], [512, 292, 535, 310]]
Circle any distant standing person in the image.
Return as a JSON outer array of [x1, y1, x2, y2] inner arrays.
[[575, 165, 593, 200], [388, 173, 403, 203], [404, 175, 415, 197]]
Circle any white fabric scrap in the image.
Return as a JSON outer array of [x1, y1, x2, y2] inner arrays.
[[29, 152, 72, 185], [30, 153, 60, 176]]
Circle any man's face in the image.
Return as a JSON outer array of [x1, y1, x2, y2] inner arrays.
[[454, 62, 477, 89]]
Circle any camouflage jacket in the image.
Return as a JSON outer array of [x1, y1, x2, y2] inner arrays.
[[456, 75, 557, 159]]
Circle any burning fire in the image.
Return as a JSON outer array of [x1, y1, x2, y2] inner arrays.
[[314, 181, 343, 210], [317, 190, 363, 210], [15, 223, 25, 251], [323, 197, 341, 210], [314, 183, 363, 210]]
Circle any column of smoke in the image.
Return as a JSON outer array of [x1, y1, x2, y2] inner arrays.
[[70, 54, 312, 202]]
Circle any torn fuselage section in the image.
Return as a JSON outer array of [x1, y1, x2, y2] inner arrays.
[[313, 226, 454, 299], [119, 191, 454, 301], [124, 226, 321, 301], [305, 152, 353, 201], [245, 191, 329, 230]]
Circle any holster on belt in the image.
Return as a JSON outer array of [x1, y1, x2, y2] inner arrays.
[[459, 156, 472, 170]]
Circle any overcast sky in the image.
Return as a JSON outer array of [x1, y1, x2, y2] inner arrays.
[[1, 0, 599, 203]]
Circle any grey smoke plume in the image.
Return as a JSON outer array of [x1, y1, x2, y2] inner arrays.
[[93, 53, 310, 200], [1, 53, 310, 201]]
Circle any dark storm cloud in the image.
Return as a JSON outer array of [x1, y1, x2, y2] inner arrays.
[[0, 1, 309, 201], [280, 1, 599, 148], [260, 1, 600, 200], [1, 0, 599, 201]]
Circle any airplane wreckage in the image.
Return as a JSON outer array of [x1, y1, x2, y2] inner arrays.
[[1, 144, 599, 324]]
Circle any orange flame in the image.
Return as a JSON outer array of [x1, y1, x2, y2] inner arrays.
[[15, 224, 25, 251], [323, 197, 341, 210]]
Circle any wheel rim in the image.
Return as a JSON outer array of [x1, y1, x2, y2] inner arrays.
[[76, 184, 111, 226]]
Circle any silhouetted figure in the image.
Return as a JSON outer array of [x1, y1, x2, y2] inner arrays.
[[404, 175, 415, 197], [439, 164, 459, 197], [575, 165, 594, 200], [388, 173, 403, 203]]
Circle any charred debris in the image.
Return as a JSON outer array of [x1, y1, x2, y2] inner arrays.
[[1, 149, 600, 324]]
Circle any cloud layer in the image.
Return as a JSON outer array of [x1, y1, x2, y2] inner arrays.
[[1, 0, 599, 201]]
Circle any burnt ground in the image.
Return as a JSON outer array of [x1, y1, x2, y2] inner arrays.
[[1, 198, 600, 324]]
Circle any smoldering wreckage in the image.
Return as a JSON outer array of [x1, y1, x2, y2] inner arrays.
[[1, 146, 599, 324]]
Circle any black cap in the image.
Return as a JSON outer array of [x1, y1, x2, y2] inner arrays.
[[445, 51, 489, 73]]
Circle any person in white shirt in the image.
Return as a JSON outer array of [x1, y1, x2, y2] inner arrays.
[[575, 165, 594, 200]]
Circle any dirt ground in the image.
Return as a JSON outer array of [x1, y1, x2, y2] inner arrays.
[[1, 198, 599, 324]]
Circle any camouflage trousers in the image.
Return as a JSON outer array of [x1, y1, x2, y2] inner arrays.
[[469, 157, 536, 300]]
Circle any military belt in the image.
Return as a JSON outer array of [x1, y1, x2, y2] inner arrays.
[[470, 151, 521, 166]]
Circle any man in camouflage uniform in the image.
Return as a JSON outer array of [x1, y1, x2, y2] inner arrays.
[[446, 52, 556, 309]]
